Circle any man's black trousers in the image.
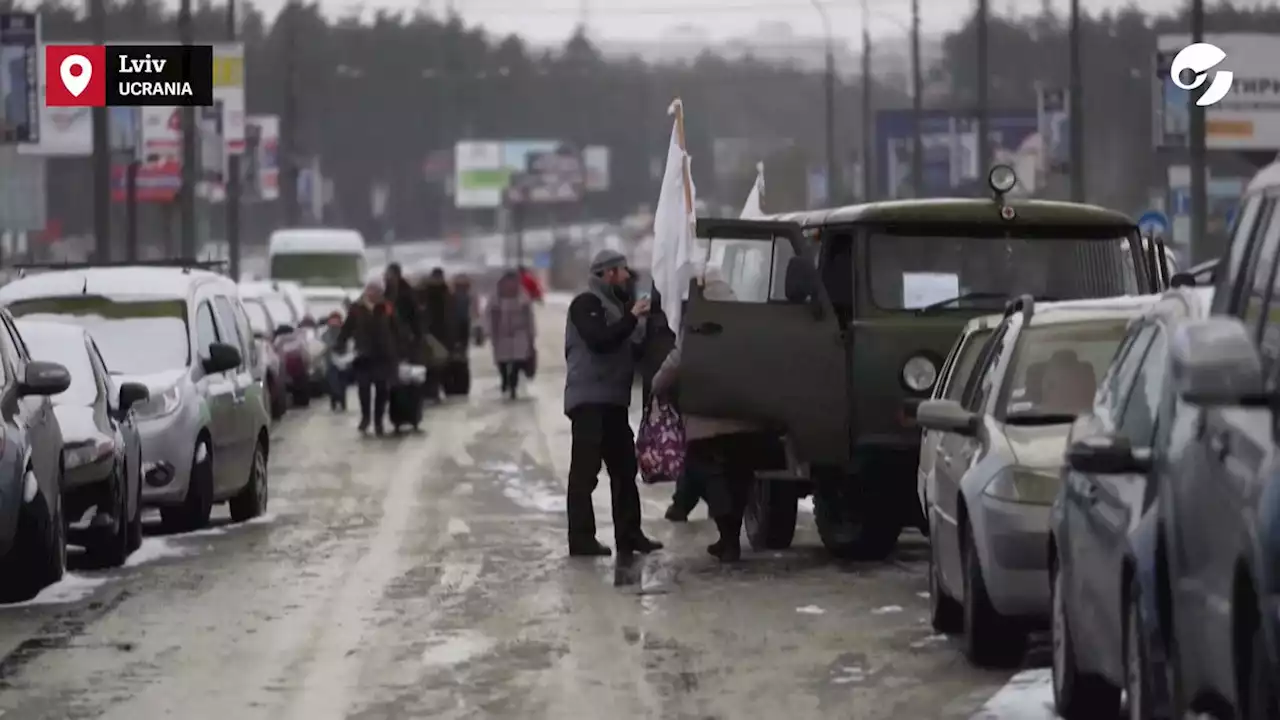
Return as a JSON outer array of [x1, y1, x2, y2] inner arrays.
[[566, 403, 643, 550]]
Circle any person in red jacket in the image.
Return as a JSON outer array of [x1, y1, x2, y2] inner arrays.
[[517, 265, 544, 303]]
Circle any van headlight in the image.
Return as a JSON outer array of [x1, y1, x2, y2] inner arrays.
[[982, 469, 1061, 505], [901, 355, 938, 392], [136, 385, 181, 418]]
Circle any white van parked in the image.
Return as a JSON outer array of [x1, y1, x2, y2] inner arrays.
[[267, 228, 367, 295]]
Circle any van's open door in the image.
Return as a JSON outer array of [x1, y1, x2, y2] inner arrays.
[[676, 218, 849, 464]]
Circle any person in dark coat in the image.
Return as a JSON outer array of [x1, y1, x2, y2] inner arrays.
[[336, 279, 402, 435], [384, 262, 420, 342], [417, 267, 454, 402], [563, 249, 664, 559]]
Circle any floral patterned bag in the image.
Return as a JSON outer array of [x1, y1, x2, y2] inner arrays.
[[636, 397, 685, 484]]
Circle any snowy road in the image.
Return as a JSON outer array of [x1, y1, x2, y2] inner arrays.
[[0, 300, 1066, 719]]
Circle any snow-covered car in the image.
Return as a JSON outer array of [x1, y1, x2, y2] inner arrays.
[[239, 283, 316, 406], [1, 267, 271, 532], [15, 320, 149, 569], [241, 297, 289, 420]]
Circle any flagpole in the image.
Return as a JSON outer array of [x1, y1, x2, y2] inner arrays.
[[670, 98, 693, 217]]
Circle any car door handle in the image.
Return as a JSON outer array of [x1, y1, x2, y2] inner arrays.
[[688, 322, 723, 336], [1209, 432, 1230, 461]]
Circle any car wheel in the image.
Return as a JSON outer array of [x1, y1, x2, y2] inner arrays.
[[1244, 615, 1278, 720], [928, 522, 963, 634], [161, 440, 213, 533], [1051, 562, 1120, 716], [813, 470, 901, 561], [291, 386, 311, 408], [268, 374, 287, 419], [0, 469, 66, 603], [743, 479, 798, 551], [229, 437, 268, 523], [1124, 576, 1159, 720], [127, 460, 143, 552], [85, 462, 131, 569], [962, 527, 1023, 668]]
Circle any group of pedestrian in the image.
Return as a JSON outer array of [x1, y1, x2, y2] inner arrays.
[[327, 263, 544, 435], [561, 253, 771, 563]]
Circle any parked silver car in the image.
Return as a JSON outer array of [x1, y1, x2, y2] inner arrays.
[[0, 267, 271, 532], [916, 294, 1156, 667]]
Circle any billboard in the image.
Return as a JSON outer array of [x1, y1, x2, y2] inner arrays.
[[875, 109, 1041, 199], [1156, 33, 1280, 150], [0, 146, 44, 231], [506, 143, 586, 204], [243, 114, 279, 201], [0, 12, 38, 145], [454, 139, 590, 208], [18, 105, 138, 156]]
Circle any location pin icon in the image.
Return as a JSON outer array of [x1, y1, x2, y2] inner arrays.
[[60, 55, 92, 98]]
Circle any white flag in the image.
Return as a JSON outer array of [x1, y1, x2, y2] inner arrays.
[[740, 161, 765, 218], [651, 102, 697, 335]]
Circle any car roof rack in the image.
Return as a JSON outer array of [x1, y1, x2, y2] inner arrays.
[[1003, 294, 1036, 321], [12, 259, 229, 277], [1169, 258, 1218, 288]]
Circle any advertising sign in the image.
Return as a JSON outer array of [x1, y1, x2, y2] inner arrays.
[[19, 105, 138, 156], [1037, 86, 1069, 174], [454, 139, 572, 208], [0, 145, 44, 230], [0, 12, 39, 145], [243, 114, 278, 201], [876, 109, 1040, 199], [583, 145, 610, 192], [1156, 33, 1280, 149], [506, 144, 585, 204]]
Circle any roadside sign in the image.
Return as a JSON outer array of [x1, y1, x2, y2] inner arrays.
[[1138, 209, 1170, 237]]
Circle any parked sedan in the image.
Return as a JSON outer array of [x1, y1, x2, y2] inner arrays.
[[1049, 286, 1213, 719], [16, 320, 151, 569], [242, 298, 288, 420], [917, 294, 1154, 667], [0, 310, 72, 602], [240, 285, 313, 407]]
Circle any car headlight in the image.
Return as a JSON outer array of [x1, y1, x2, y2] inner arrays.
[[901, 355, 939, 392], [64, 437, 115, 469], [136, 384, 182, 419], [983, 468, 1061, 505]]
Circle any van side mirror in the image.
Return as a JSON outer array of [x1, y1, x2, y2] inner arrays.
[[1171, 318, 1270, 407]]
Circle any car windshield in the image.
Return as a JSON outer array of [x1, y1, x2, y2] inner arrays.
[[259, 295, 295, 327], [868, 230, 1141, 310], [243, 300, 271, 335], [270, 253, 363, 288], [1002, 318, 1131, 418], [7, 296, 190, 376], [15, 326, 98, 407]]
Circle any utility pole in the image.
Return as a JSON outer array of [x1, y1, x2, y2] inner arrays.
[[1068, 0, 1084, 201], [810, 0, 838, 205], [910, 0, 923, 198], [281, 1, 300, 226], [178, 0, 197, 258], [226, 0, 241, 279], [975, 0, 991, 183], [1189, 0, 1209, 262], [860, 0, 873, 202], [89, 0, 111, 261]]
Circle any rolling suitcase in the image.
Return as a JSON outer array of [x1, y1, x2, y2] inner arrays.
[[388, 382, 423, 431], [443, 358, 470, 397]]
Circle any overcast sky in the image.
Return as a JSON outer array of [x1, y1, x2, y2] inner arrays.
[[252, 0, 1193, 47]]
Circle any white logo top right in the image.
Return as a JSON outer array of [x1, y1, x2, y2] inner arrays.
[[1170, 42, 1235, 106]]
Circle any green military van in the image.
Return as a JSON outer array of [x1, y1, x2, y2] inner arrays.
[[674, 165, 1170, 560]]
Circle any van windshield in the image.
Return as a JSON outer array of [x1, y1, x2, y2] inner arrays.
[[271, 253, 364, 288], [867, 230, 1141, 310], [7, 296, 190, 376]]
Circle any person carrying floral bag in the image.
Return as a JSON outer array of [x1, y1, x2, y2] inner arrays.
[[649, 270, 768, 563]]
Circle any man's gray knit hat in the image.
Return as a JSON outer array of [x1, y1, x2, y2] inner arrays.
[[589, 248, 628, 274]]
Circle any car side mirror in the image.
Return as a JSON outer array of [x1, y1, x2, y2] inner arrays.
[[1067, 434, 1151, 474], [117, 382, 150, 416], [916, 399, 978, 437], [274, 324, 294, 338], [18, 360, 71, 397], [202, 342, 242, 374], [1171, 317, 1270, 407]]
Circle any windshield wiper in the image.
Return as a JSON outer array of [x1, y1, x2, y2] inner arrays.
[[916, 292, 1010, 315], [1005, 410, 1079, 426]]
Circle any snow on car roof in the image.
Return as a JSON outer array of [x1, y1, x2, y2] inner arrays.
[[268, 228, 366, 254], [0, 267, 230, 303], [1028, 294, 1161, 324], [13, 318, 87, 343]]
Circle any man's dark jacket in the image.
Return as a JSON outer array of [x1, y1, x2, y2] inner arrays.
[[336, 301, 402, 377], [638, 286, 678, 411]]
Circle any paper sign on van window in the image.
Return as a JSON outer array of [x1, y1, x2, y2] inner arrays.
[[902, 273, 960, 309]]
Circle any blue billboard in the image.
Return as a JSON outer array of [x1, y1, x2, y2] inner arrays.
[[0, 12, 39, 145], [875, 109, 1039, 199]]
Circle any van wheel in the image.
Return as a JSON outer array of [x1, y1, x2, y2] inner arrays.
[[162, 440, 213, 533], [0, 471, 66, 603], [229, 438, 268, 522], [85, 462, 131, 569], [813, 471, 901, 561], [744, 479, 798, 551]]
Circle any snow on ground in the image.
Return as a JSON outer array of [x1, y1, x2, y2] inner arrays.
[[5, 573, 110, 608], [968, 669, 1059, 719]]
